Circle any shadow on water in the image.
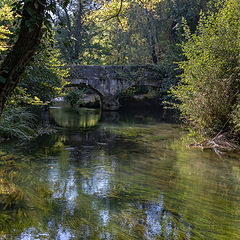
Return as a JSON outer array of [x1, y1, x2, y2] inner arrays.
[[0, 103, 240, 239]]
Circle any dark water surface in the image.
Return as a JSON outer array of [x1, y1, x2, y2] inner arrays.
[[0, 104, 240, 240]]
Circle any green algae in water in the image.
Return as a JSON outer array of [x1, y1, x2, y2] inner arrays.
[[0, 106, 240, 239]]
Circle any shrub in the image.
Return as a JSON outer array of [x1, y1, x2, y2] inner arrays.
[[64, 88, 85, 107], [171, 0, 240, 137]]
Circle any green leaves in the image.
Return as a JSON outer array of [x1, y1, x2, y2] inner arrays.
[[171, 0, 240, 137], [19, 43, 69, 103]]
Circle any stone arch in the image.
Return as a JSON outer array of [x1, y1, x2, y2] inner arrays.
[[65, 82, 103, 109], [65, 82, 120, 111], [67, 65, 164, 110], [67, 82, 104, 98]]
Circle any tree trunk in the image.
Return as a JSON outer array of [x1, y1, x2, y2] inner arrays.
[[150, 14, 161, 62], [73, 0, 83, 62], [62, 7, 75, 60], [0, 0, 46, 115], [143, 9, 158, 64]]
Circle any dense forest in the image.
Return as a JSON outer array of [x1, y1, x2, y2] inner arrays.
[[0, 0, 239, 144]]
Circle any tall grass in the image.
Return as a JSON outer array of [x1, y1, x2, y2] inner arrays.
[[0, 107, 37, 140]]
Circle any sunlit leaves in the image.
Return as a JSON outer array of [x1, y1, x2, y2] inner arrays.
[[89, 0, 129, 22], [0, 4, 14, 21], [88, 0, 161, 30], [171, 0, 240, 136], [21, 45, 69, 103], [0, 4, 14, 53], [139, 0, 162, 11]]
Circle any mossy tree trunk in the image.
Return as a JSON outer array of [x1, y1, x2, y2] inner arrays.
[[0, 0, 46, 115]]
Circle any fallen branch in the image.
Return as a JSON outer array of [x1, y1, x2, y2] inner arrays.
[[188, 133, 240, 155]]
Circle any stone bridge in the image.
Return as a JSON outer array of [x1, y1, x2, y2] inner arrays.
[[67, 65, 165, 110]]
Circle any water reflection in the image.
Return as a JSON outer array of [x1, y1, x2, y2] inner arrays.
[[0, 105, 240, 239], [50, 106, 101, 128]]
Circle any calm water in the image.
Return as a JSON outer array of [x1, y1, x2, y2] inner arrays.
[[0, 104, 240, 240]]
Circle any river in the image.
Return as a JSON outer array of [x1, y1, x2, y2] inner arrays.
[[0, 103, 240, 240]]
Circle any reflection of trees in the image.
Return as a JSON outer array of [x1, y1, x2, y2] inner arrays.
[[0, 151, 54, 238], [162, 143, 240, 240], [50, 107, 101, 129], [0, 112, 240, 239], [0, 122, 180, 239], [60, 124, 185, 239]]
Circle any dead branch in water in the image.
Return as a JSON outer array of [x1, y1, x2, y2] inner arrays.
[[188, 133, 240, 156]]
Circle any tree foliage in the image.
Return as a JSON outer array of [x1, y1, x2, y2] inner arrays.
[[76, 0, 210, 65], [0, 0, 47, 114], [0, 4, 13, 54], [0, 1, 69, 108], [171, 0, 240, 136], [64, 87, 85, 107], [20, 43, 69, 103]]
